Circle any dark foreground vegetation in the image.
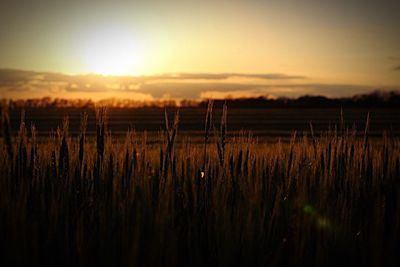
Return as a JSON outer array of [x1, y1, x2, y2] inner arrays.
[[0, 102, 400, 267]]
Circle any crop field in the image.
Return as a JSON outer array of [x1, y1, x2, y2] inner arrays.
[[1, 104, 400, 266], [5, 106, 400, 140]]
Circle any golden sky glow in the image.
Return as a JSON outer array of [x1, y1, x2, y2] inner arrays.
[[0, 0, 399, 99]]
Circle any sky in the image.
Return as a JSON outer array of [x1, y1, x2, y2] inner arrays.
[[0, 0, 399, 100]]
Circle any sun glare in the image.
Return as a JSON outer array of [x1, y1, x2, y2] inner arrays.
[[81, 27, 143, 76]]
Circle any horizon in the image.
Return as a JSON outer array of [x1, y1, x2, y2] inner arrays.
[[1, 68, 399, 101]]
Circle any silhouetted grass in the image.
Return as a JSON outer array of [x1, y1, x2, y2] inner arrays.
[[0, 105, 399, 267]]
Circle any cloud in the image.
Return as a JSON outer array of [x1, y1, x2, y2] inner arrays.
[[0, 69, 39, 84], [200, 89, 275, 99], [138, 82, 265, 98], [0, 68, 397, 100], [157, 73, 306, 80], [139, 82, 377, 99], [0, 69, 306, 93]]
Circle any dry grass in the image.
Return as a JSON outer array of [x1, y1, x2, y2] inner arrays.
[[0, 104, 399, 267]]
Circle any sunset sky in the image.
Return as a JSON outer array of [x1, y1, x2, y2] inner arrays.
[[1, 0, 399, 100]]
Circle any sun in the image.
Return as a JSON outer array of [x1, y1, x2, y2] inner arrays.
[[81, 27, 143, 76]]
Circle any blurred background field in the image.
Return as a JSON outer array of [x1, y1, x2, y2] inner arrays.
[[4, 106, 400, 142]]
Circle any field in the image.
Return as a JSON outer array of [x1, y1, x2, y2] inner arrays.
[[1, 104, 400, 266], [5, 106, 400, 140]]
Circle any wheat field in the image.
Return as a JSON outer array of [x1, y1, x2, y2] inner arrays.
[[1, 103, 399, 267]]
